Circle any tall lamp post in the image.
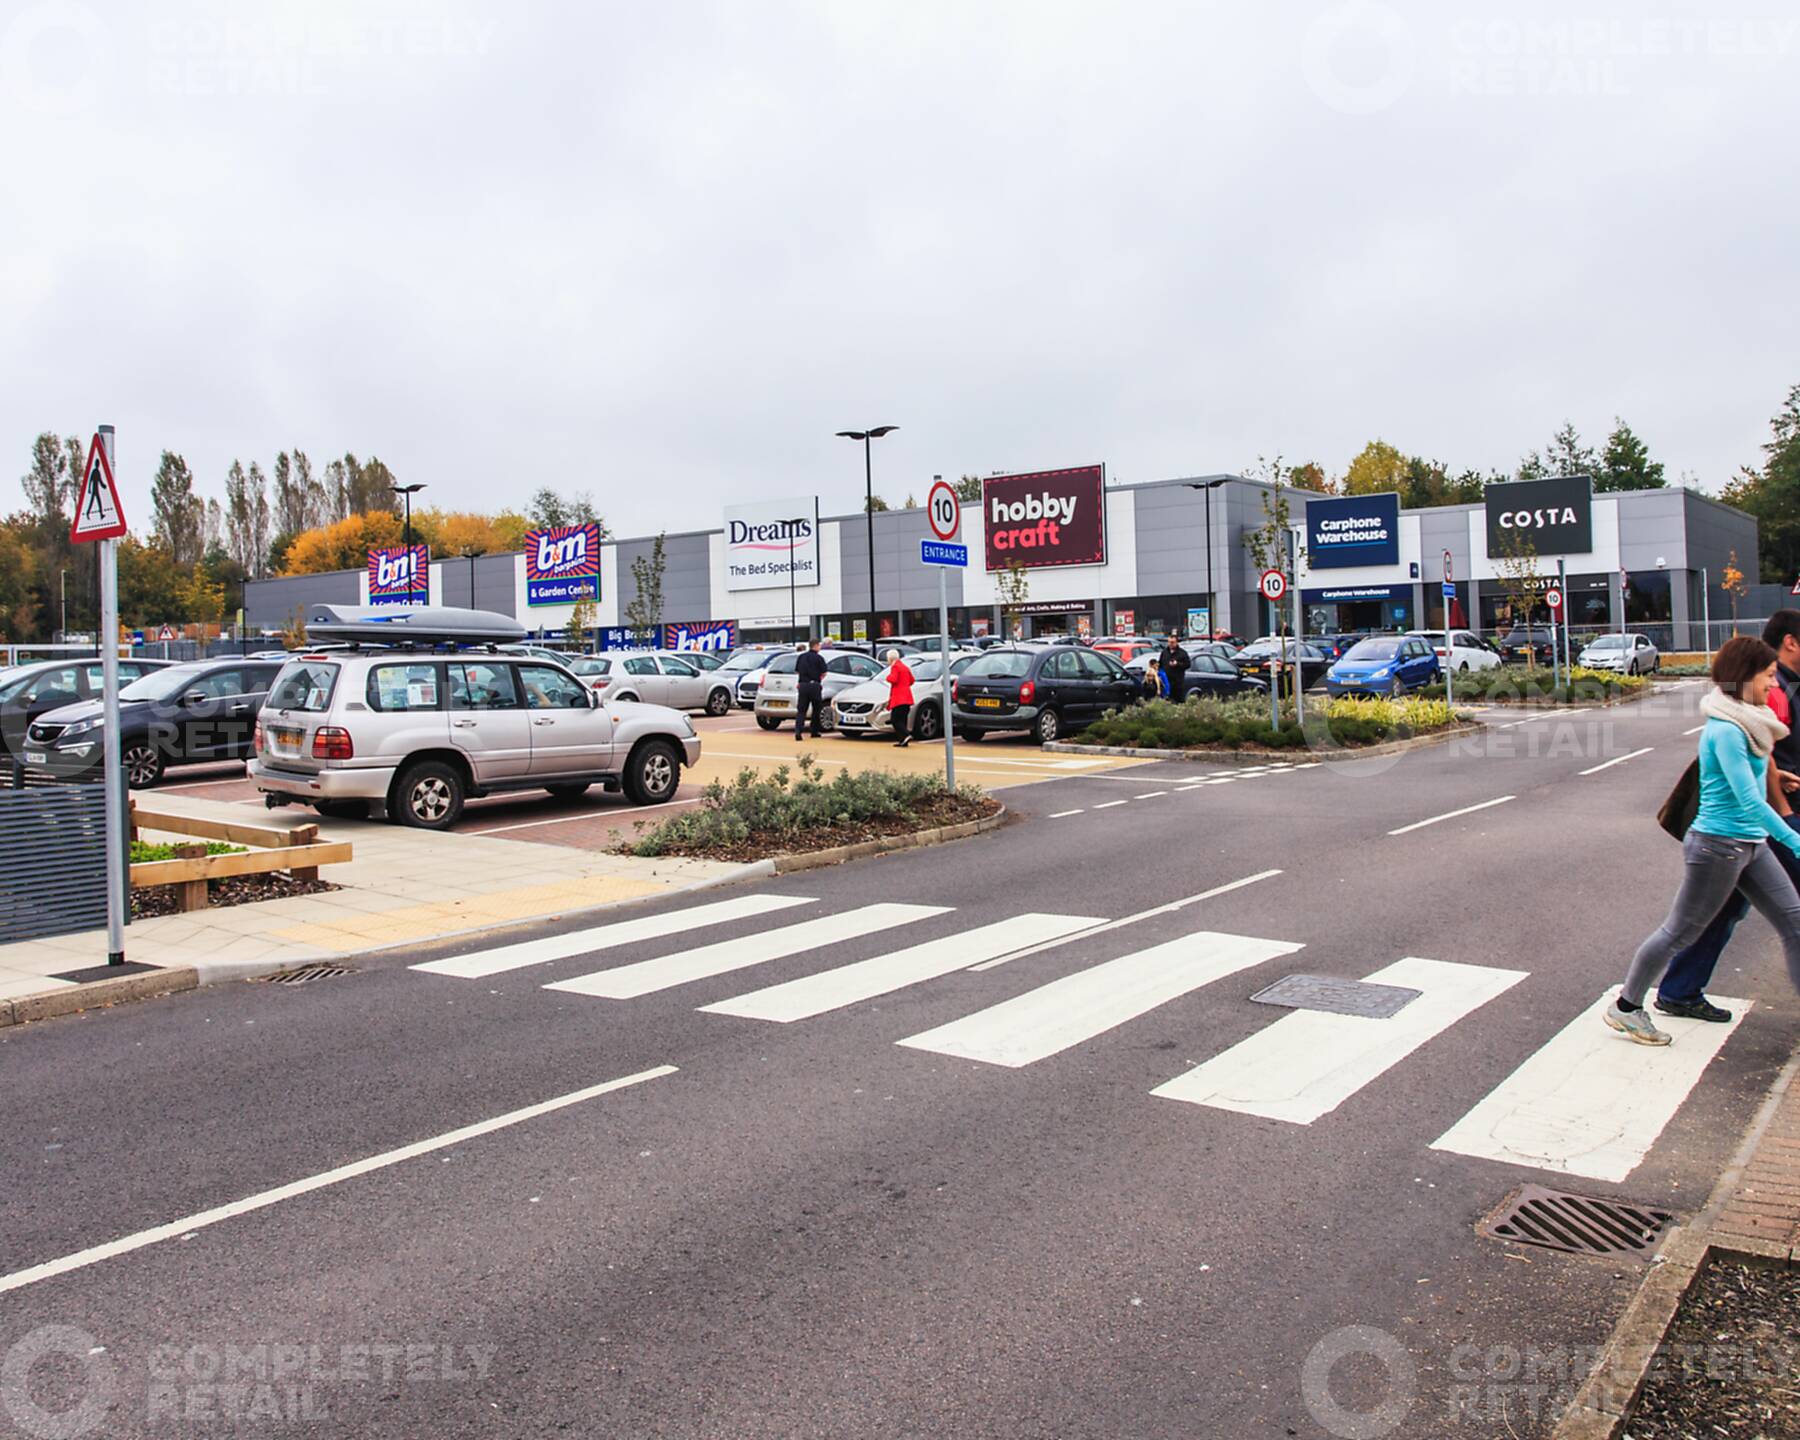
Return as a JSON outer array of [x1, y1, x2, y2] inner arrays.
[[835, 426, 898, 636], [784, 517, 809, 638], [1186, 479, 1228, 641], [390, 482, 427, 605]]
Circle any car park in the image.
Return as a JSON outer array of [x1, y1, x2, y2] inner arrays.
[[1407, 629, 1501, 673], [1324, 635, 1440, 697], [26, 658, 283, 788], [1577, 632, 1660, 674], [753, 648, 884, 729], [830, 651, 981, 740], [951, 643, 1138, 743], [1497, 627, 1558, 665], [717, 646, 785, 707], [248, 605, 700, 829], [1232, 638, 1332, 692], [1, 656, 172, 766], [1125, 651, 1265, 698]]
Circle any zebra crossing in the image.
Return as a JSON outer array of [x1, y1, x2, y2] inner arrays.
[[409, 893, 1751, 1183]]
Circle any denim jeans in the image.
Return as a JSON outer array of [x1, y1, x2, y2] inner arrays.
[[1658, 815, 1800, 1002], [1623, 830, 1800, 1007]]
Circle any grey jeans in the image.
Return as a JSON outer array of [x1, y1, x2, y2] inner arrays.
[[1622, 830, 1800, 1006]]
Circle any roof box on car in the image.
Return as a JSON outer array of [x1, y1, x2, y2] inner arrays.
[[302, 604, 527, 647]]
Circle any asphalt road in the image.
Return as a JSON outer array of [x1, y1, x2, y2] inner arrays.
[[4, 681, 1796, 1439]]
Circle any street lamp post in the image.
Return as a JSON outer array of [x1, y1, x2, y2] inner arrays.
[[391, 483, 427, 605], [836, 426, 897, 636], [784, 517, 808, 638], [1186, 479, 1228, 641]]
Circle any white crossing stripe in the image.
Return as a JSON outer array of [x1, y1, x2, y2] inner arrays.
[[1150, 958, 1528, 1124], [1578, 746, 1654, 776], [1387, 795, 1514, 836], [699, 913, 1104, 1023], [1430, 989, 1749, 1182], [545, 904, 948, 999], [410, 894, 815, 979], [897, 930, 1302, 1068]]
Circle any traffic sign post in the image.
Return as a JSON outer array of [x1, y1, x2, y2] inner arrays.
[[1442, 555, 1457, 710], [919, 500, 963, 791], [1548, 568, 1566, 687], [1259, 569, 1286, 729], [73, 427, 128, 965]]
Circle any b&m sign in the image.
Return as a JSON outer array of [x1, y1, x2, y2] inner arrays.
[[527, 524, 601, 607], [367, 545, 429, 605], [663, 620, 738, 652]]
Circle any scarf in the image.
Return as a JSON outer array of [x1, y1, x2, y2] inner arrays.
[[1701, 686, 1789, 759]]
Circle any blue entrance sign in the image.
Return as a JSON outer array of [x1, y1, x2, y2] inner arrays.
[[1442, 582, 1456, 601], [920, 540, 968, 567]]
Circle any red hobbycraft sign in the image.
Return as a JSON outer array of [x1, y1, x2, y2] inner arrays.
[[982, 464, 1106, 571]]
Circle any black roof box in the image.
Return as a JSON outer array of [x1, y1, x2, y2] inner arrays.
[[303, 604, 528, 646]]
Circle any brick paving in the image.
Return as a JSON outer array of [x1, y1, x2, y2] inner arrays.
[[1711, 1070, 1800, 1262]]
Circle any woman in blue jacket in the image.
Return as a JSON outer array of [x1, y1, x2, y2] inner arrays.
[[1609, 636, 1800, 1044]]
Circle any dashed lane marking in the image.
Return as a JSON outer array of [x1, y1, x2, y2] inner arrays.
[[1578, 746, 1655, 776]]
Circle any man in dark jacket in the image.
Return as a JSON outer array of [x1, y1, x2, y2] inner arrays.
[[1160, 635, 1193, 703], [794, 639, 829, 741]]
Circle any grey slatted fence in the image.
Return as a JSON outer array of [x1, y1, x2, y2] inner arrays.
[[0, 786, 109, 943]]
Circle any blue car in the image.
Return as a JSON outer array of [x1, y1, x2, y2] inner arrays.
[[1325, 635, 1441, 697]]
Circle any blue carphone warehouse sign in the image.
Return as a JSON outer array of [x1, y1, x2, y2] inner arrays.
[[1306, 493, 1399, 570]]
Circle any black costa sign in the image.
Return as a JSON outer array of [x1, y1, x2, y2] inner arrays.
[[1484, 475, 1594, 556]]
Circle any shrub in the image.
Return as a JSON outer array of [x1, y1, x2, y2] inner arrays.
[[1420, 664, 1647, 703], [129, 840, 243, 863], [1069, 694, 1459, 751]]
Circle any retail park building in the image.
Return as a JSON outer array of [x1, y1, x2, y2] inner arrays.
[[245, 468, 1758, 652]]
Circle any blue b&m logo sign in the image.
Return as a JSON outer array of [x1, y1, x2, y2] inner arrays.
[[526, 524, 600, 607], [367, 544, 429, 605]]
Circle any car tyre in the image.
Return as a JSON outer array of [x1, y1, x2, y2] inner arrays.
[[755, 715, 782, 731], [545, 782, 591, 800], [1033, 708, 1061, 744], [623, 739, 680, 806], [705, 688, 732, 717], [122, 742, 164, 789], [315, 799, 370, 820], [957, 727, 984, 742], [1387, 677, 1404, 698], [394, 760, 465, 830], [613, 691, 640, 703], [913, 704, 941, 741]]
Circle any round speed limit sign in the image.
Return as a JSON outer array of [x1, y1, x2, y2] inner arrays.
[[927, 480, 961, 542], [1546, 586, 1564, 613], [1260, 569, 1288, 602]]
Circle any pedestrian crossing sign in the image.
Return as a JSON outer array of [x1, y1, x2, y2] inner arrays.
[[71, 433, 128, 543]]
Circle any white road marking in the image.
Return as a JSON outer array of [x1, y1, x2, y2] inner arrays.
[[0, 1066, 675, 1296], [1135, 791, 1169, 799], [967, 869, 1285, 972], [1388, 796, 1515, 836], [1049, 809, 1085, 819], [411, 895, 815, 979], [1151, 958, 1528, 1124], [155, 771, 250, 791], [1431, 989, 1749, 1182], [1093, 800, 1130, 810], [1682, 725, 1705, 736], [546, 903, 948, 998], [700, 913, 1103, 1023], [899, 930, 1303, 1068], [465, 797, 703, 835], [1578, 746, 1655, 776]]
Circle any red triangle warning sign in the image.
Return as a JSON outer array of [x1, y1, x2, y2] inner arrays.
[[71, 434, 128, 543]]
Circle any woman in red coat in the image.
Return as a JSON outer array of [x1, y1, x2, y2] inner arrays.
[[884, 649, 916, 747]]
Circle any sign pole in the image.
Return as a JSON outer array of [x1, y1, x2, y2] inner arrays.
[[1442, 549, 1455, 710], [1701, 567, 1711, 663], [97, 426, 126, 965], [1558, 558, 1570, 678], [938, 564, 955, 790], [1290, 526, 1305, 727]]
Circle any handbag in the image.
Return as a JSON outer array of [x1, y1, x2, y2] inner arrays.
[[1656, 759, 1700, 841]]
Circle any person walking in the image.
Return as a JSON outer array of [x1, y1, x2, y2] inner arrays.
[[1607, 635, 1800, 1045], [794, 639, 828, 742], [1654, 610, 1800, 1019], [1160, 634, 1192, 704], [884, 649, 916, 747]]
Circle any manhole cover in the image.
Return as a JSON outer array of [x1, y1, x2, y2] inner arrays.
[[1479, 1184, 1676, 1262], [255, 964, 356, 986], [1250, 973, 1422, 1019]]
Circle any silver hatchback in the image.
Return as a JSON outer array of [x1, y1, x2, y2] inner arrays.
[[753, 648, 884, 730]]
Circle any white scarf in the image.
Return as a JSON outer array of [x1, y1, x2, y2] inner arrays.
[[1701, 686, 1789, 759]]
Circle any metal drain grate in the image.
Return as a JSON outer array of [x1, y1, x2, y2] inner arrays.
[[1250, 973, 1422, 1019], [1479, 1184, 1676, 1261], [255, 964, 356, 986]]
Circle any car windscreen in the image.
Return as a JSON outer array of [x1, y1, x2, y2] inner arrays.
[[963, 652, 1033, 679], [267, 662, 340, 712], [1585, 636, 1623, 650], [763, 653, 799, 675], [120, 665, 209, 702], [718, 652, 768, 672], [1345, 640, 1402, 662], [906, 657, 945, 682]]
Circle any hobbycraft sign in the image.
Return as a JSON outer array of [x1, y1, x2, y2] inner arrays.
[[526, 523, 600, 607], [724, 498, 818, 591], [367, 545, 429, 605], [982, 464, 1106, 571]]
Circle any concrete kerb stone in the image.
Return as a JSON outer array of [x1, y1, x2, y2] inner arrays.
[[1043, 722, 1485, 766], [771, 805, 1006, 874], [0, 967, 200, 1030]]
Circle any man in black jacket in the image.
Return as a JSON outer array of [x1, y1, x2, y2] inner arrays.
[[1160, 635, 1193, 703], [794, 639, 828, 741]]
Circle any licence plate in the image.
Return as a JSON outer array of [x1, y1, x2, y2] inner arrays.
[[765, 700, 791, 711], [270, 727, 302, 752], [25, 751, 45, 765], [839, 714, 866, 726], [973, 697, 1002, 710]]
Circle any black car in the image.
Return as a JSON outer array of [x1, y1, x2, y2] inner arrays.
[[1231, 639, 1332, 692], [1497, 627, 1558, 665], [951, 644, 1138, 744], [24, 658, 285, 788], [1126, 651, 1265, 699], [1, 656, 171, 769]]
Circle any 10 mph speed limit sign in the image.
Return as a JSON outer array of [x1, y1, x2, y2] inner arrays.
[[1260, 569, 1288, 602], [927, 480, 961, 542]]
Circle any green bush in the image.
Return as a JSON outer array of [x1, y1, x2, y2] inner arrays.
[[1069, 694, 1460, 751], [1658, 662, 1710, 677], [1419, 664, 1647, 703], [628, 758, 983, 856], [129, 840, 244, 863]]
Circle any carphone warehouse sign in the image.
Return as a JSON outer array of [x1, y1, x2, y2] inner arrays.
[[1306, 493, 1399, 569]]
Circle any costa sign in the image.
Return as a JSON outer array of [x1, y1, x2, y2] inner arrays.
[[367, 544, 429, 605], [982, 464, 1106, 571], [723, 497, 819, 591], [526, 523, 600, 607], [1484, 475, 1594, 556]]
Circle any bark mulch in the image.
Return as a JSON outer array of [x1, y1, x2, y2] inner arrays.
[[131, 871, 341, 921], [614, 793, 1001, 864]]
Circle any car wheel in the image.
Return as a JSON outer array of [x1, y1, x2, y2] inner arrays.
[[1033, 708, 1061, 744], [1458, 662, 1470, 672], [545, 782, 591, 800], [315, 799, 370, 820], [1387, 678, 1403, 698], [394, 760, 464, 830], [623, 739, 680, 805], [755, 715, 781, 731], [122, 742, 164, 789], [913, 704, 941, 741], [613, 691, 639, 703], [957, 728, 984, 743], [705, 688, 732, 717]]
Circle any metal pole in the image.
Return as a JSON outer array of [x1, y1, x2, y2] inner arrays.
[[1558, 557, 1570, 678], [864, 436, 875, 629], [60, 569, 67, 640], [1291, 525, 1305, 727], [98, 426, 126, 965], [1701, 567, 1711, 663], [1204, 486, 1214, 642], [938, 564, 955, 790], [789, 526, 797, 636]]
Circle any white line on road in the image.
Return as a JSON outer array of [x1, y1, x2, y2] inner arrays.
[[1388, 796, 1515, 836], [1578, 746, 1655, 776], [1134, 791, 1168, 799], [0, 1066, 677, 1296], [1049, 809, 1085, 819], [465, 798, 703, 835], [1093, 800, 1130, 809], [1683, 725, 1705, 736]]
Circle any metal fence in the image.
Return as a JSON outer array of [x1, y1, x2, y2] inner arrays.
[[0, 785, 110, 944]]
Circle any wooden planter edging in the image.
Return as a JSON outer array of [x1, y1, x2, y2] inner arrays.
[[129, 801, 354, 912]]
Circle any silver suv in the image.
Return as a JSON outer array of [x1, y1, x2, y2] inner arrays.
[[249, 650, 701, 829]]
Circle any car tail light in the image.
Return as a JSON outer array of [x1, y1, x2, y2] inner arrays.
[[254, 721, 264, 751], [1019, 681, 1035, 704], [312, 727, 354, 760]]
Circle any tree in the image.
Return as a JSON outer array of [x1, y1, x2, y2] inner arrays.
[[150, 451, 203, 565], [1492, 528, 1549, 666], [280, 511, 405, 575], [0, 519, 42, 639], [291, 449, 325, 531], [1287, 461, 1334, 495], [491, 510, 530, 552], [864, 494, 889, 513], [1596, 419, 1665, 492], [271, 452, 308, 537], [995, 557, 1030, 640], [116, 537, 185, 627], [176, 566, 226, 624], [1721, 550, 1751, 634], [625, 533, 667, 641], [527, 488, 602, 532], [1520, 421, 1596, 481], [566, 595, 595, 653], [1721, 384, 1800, 583], [421, 509, 510, 561], [247, 462, 271, 576], [1242, 455, 1300, 634], [1341, 440, 1407, 496], [323, 458, 350, 521], [224, 460, 256, 573], [954, 475, 983, 502]]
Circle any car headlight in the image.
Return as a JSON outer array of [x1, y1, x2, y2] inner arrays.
[[1369, 666, 1392, 679], [59, 717, 101, 738]]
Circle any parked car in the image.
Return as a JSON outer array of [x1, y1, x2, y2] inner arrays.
[[670, 649, 726, 671], [951, 644, 1138, 744], [830, 652, 981, 740], [573, 651, 734, 715], [1231, 638, 1332, 692], [1324, 636, 1441, 697], [1406, 629, 1502, 674], [1093, 639, 1157, 665], [1125, 651, 1265, 699], [1, 656, 172, 766], [1577, 632, 1661, 675], [753, 648, 884, 729], [500, 643, 576, 666], [718, 647, 785, 708], [1497, 627, 1559, 665], [250, 649, 699, 829], [1308, 633, 1367, 663], [25, 658, 284, 788]]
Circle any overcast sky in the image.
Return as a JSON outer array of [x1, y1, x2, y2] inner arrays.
[[4, 0, 1796, 538]]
